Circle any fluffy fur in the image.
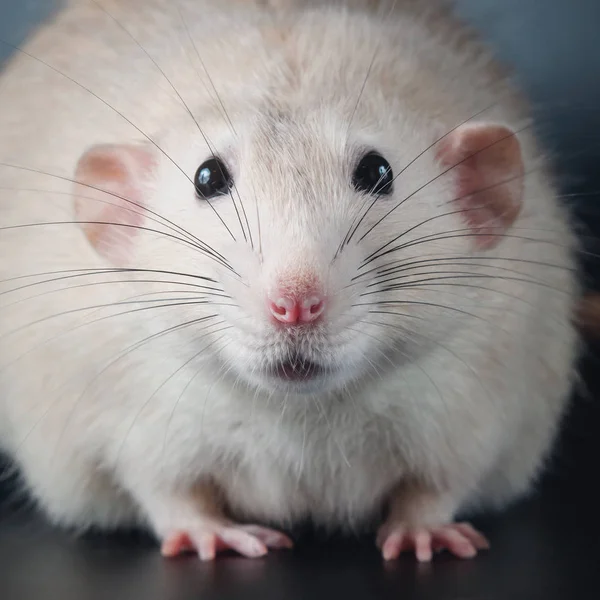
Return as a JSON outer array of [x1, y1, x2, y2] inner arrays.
[[0, 0, 579, 557]]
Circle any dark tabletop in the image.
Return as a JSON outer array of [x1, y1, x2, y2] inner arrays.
[[1, 1, 600, 599]]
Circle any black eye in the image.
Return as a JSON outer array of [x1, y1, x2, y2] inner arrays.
[[194, 157, 232, 199], [352, 152, 394, 196]]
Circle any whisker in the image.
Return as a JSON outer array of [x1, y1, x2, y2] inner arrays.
[[339, 101, 499, 252], [361, 300, 563, 341], [335, 161, 394, 260], [364, 318, 495, 404], [360, 163, 543, 268], [0, 38, 236, 240], [351, 320, 450, 408], [366, 280, 568, 314], [367, 309, 426, 321], [1, 185, 204, 249], [13, 312, 222, 455], [352, 299, 488, 323], [345, 0, 399, 132], [0, 291, 226, 374], [1, 278, 228, 310], [0, 163, 234, 271], [113, 325, 232, 467], [0, 219, 240, 275], [161, 313, 252, 454], [0, 267, 218, 294], [368, 283, 573, 334], [363, 229, 575, 268], [357, 123, 533, 244], [0, 297, 232, 341], [177, 5, 237, 137], [176, 6, 255, 247], [338, 184, 600, 267], [366, 271, 565, 295], [90, 0, 205, 134], [353, 254, 576, 285]]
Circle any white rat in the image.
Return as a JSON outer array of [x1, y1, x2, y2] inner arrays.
[[0, 0, 579, 562]]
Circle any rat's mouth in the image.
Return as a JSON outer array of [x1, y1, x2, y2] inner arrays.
[[269, 355, 326, 383]]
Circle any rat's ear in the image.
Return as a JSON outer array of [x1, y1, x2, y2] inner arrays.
[[436, 123, 524, 250], [73, 143, 156, 264]]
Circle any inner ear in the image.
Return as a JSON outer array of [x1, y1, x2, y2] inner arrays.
[[73, 143, 156, 264], [436, 123, 524, 250]]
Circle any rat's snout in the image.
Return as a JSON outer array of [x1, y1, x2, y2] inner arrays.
[[267, 270, 326, 326]]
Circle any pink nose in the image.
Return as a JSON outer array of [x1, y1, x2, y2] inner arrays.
[[268, 293, 325, 325]]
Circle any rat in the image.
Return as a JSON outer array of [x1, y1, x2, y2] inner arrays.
[[0, 0, 580, 562]]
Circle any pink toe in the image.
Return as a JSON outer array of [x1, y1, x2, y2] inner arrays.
[[436, 528, 477, 559], [239, 526, 294, 549], [161, 532, 194, 558], [414, 531, 433, 562], [220, 529, 268, 558], [382, 532, 404, 561], [198, 533, 217, 561], [264, 532, 294, 549], [454, 523, 490, 550]]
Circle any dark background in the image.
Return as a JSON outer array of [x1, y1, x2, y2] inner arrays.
[[1, 1, 600, 599]]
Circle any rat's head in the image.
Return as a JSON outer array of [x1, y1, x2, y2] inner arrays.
[[71, 10, 525, 397]]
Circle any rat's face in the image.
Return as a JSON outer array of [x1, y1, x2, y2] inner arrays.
[[72, 17, 524, 398], [74, 104, 523, 397]]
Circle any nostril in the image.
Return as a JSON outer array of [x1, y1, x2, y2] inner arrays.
[[269, 297, 299, 324], [300, 296, 325, 323], [272, 299, 289, 316]]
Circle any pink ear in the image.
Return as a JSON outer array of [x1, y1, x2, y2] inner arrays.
[[436, 123, 524, 250], [74, 144, 156, 263]]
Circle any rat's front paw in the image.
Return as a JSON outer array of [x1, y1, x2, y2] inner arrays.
[[161, 522, 293, 561], [376, 521, 489, 562]]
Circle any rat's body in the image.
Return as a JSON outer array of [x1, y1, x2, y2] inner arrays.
[[0, 0, 578, 560]]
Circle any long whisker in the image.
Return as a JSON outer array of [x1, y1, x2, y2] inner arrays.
[[161, 313, 252, 455], [367, 269, 550, 291], [357, 123, 533, 243], [345, 0, 399, 135], [0, 297, 232, 341], [360, 166, 545, 267], [112, 326, 231, 467], [340, 102, 500, 252], [18, 314, 222, 458], [362, 229, 576, 269], [176, 5, 237, 137], [1, 278, 228, 310], [175, 6, 255, 248], [0, 267, 218, 294], [0, 163, 233, 271], [339, 184, 599, 266], [90, 0, 205, 134], [366, 279, 568, 309], [364, 318, 495, 403], [335, 161, 394, 261], [353, 254, 576, 285], [0, 219, 240, 275], [0, 292, 225, 374], [349, 321, 450, 409], [352, 299, 489, 323], [0, 185, 235, 271], [0, 38, 236, 240], [370, 284, 574, 334]]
